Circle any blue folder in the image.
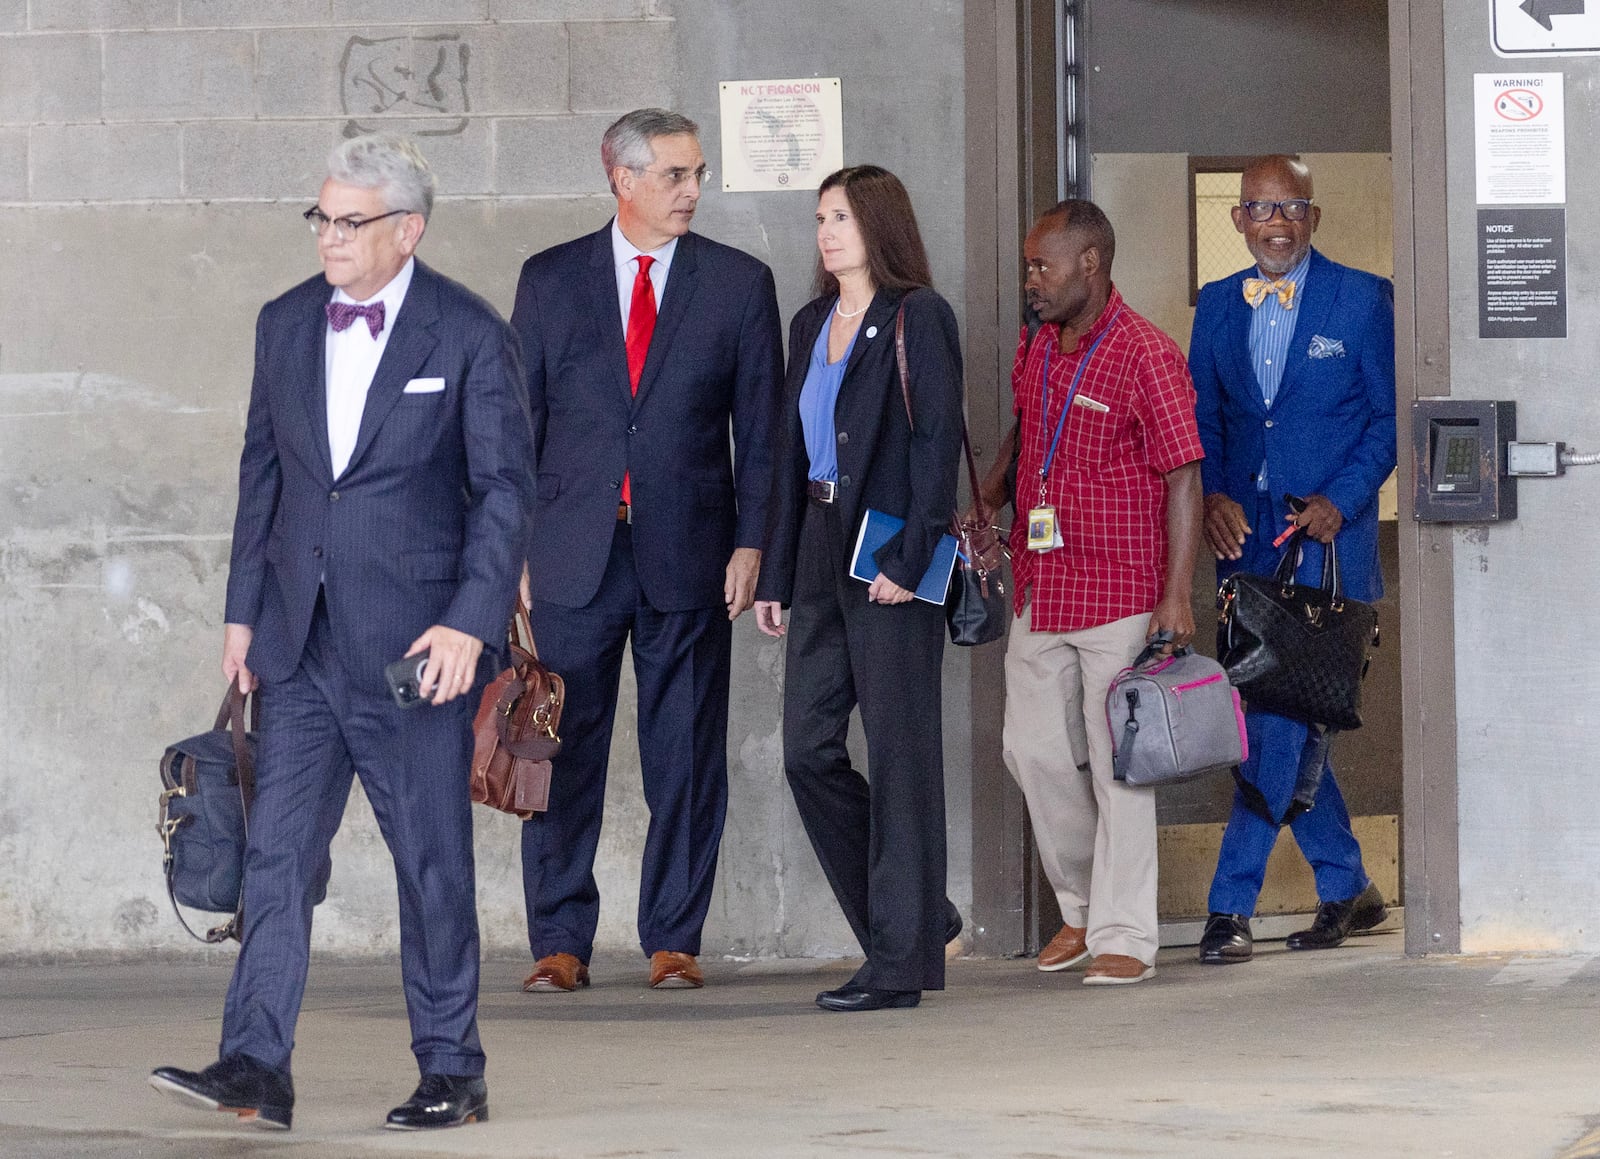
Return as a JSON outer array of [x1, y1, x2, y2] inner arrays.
[[848, 508, 959, 605]]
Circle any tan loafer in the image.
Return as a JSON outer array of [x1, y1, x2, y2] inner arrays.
[[1082, 953, 1155, 985], [648, 951, 704, 989], [1037, 923, 1090, 972], [522, 952, 589, 993]]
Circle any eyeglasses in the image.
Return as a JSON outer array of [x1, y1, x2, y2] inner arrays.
[[636, 165, 712, 188], [1240, 199, 1314, 223], [303, 206, 410, 242]]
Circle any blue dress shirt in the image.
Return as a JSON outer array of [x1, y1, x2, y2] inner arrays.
[[1248, 249, 1310, 491], [799, 312, 859, 482]]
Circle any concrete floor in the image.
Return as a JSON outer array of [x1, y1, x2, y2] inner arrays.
[[1, 935, 1597, 1159]]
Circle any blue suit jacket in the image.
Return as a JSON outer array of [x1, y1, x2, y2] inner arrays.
[[509, 224, 783, 612], [1189, 249, 1396, 601], [224, 260, 537, 688]]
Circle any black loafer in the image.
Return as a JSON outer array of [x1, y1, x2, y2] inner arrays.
[[815, 987, 921, 1012], [1286, 883, 1388, 951], [149, 1053, 294, 1131], [384, 1073, 489, 1131], [1198, 913, 1254, 964], [943, 898, 963, 945]]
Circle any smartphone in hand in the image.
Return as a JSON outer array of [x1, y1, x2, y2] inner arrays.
[[385, 650, 430, 709]]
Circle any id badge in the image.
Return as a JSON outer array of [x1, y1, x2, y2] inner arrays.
[[1026, 505, 1064, 552]]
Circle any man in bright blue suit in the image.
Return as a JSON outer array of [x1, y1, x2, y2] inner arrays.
[[1188, 155, 1396, 965], [509, 109, 782, 994], [151, 134, 534, 1131]]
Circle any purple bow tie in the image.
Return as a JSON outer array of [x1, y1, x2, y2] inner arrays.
[[326, 300, 385, 338]]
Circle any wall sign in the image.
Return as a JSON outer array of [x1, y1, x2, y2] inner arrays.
[[1478, 207, 1566, 338], [1473, 73, 1565, 204], [1492, 0, 1600, 56], [717, 78, 844, 193]]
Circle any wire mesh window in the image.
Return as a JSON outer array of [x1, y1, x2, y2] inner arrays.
[[1188, 158, 1256, 305]]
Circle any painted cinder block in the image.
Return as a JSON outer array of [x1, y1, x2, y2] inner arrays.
[[104, 30, 257, 121], [0, 34, 103, 124], [30, 122, 182, 200]]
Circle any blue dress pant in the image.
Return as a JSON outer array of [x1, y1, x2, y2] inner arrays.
[[1207, 493, 1371, 917], [220, 593, 486, 1078], [520, 521, 731, 962]]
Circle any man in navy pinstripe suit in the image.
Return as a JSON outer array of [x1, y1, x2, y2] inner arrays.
[[150, 134, 534, 1133]]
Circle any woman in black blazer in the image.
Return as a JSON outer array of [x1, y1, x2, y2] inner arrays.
[[754, 165, 964, 1012]]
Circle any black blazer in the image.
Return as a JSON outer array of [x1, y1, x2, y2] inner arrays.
[[510, 225, 784, 613], [224, 260, 537, 688], [757, 286, 964, 605]]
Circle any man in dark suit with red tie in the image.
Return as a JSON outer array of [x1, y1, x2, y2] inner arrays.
[[150, 134, 533, 1132], [510, 108, 782, 993]]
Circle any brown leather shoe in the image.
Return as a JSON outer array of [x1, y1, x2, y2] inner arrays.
[[522, 953, 589, 993], [648, 951, 704, 989], [1082, 953, 1155, 986], [1037, 923, 1090, 972]]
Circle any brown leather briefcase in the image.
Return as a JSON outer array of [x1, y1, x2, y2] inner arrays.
[[470, 600, 564, 818]]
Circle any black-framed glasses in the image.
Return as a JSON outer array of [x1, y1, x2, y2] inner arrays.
[[303, 206, 410, 242], [637, 165, 712, 188], [1240, 198, 1314, 223]]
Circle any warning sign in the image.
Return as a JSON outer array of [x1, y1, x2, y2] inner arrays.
[[717, 78, 844, 194], [1474, 73, 1565, 204]]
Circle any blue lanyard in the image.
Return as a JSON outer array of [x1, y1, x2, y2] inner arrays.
[[1038, 307, 1121, 487]]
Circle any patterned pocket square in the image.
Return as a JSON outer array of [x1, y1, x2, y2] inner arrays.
[[1307, 335, 1346, 359]]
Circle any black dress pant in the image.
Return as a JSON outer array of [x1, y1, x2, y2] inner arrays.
[[782, 499, 949, 991]]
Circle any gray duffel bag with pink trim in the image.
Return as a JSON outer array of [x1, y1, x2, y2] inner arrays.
[[1106, 636, 1247, 787]]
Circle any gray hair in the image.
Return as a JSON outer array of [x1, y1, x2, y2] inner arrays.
[[327, 133, 436, 221], [600, 108, 699, 194]]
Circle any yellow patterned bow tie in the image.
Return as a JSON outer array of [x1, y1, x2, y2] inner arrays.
[[1243, 277, 1295, 309]]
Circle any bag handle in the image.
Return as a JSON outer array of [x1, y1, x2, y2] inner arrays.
[[1271, 526, 1344, 603], [1130, 630, 1184, 669], [893, 299, 995, 547]]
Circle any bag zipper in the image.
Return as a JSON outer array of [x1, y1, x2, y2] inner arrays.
[[1170, 672, 1224, 697]]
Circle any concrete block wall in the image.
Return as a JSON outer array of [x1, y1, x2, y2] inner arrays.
[[0, 0, 970, 962]]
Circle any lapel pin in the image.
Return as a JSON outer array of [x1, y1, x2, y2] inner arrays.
[[865, 326, 878, 339]]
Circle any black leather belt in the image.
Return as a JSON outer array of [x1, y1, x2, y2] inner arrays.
[[616, 502, 631, 523], [806, 479, 837, 504]]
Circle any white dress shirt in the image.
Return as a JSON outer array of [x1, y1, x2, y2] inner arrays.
[[610, 218, 677, 331], [325, 257, 415, 480]]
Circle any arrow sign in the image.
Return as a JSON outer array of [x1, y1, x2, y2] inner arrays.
[[1520, 0, 1585, 31]]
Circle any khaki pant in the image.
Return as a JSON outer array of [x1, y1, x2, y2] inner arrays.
[[1002, 604, 1158, 965]]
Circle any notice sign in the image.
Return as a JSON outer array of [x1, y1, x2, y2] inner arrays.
[[1478, 207, 1566, 338], [718, 78, 844, 193], [1474, 73, 1565, 203]]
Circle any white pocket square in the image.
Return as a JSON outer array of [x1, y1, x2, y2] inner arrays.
[[402, 377, 445, 393], [1307, 335, 1346, 359]]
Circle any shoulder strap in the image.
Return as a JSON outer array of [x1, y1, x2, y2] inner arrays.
[[894, 297, 995, 533]]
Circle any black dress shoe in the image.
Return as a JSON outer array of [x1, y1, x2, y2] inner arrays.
[[1286, 883, 1388, 951], [1198, 912, 1254, 964], [149, 1053, 293, 1130], [943, 898, 963, 944], [815, 986, 921, 1012], [385, 1073, 489, 1130]]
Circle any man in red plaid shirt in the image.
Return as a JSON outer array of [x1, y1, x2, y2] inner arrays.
[[981, 200, 1203, 985]]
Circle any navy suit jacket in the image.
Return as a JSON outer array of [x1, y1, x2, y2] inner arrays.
[[509, 224, 783, 613], [224, 260, 537, 689], [756, 287, 964, 605], [1189, 249, 1396, 601]]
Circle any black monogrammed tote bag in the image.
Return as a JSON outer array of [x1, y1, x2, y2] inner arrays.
[[1216, 530, 1378, 730]]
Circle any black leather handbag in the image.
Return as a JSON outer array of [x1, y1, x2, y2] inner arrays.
[[1216, 529, 1378, 730]]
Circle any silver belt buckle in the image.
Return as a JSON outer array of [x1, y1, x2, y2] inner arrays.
[[816, 479, 837, 502]]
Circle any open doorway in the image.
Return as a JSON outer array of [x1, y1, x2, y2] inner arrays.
[[963, 0, 1402, 952]]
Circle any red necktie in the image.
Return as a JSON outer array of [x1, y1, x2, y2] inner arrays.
[[622, 255, 656, 505]]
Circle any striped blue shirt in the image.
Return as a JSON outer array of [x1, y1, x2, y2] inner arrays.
[[1247, 249, 1310, 491]]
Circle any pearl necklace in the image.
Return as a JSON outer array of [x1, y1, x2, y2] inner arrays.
[[835, 300, 870, 319]]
